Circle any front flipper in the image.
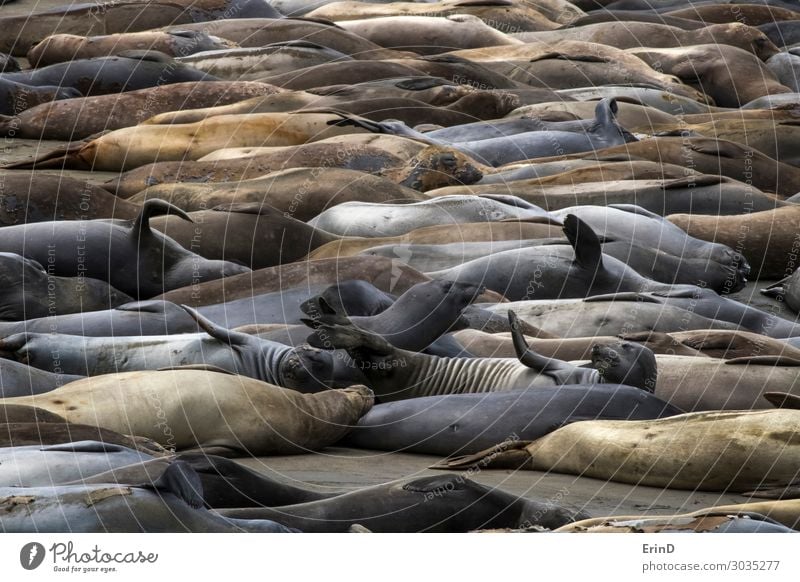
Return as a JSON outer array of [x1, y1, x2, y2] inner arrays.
[[143, 461, 205, 509], [508, 310, 572, 377]]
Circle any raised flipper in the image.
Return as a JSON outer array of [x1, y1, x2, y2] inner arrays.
[[562, 214, 603, 271], [508, 310, 566, 373], [133, 198, 192, 238], [180, 304, 255, 348]]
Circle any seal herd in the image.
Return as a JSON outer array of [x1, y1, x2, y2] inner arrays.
[[0, 0, 799, 533]]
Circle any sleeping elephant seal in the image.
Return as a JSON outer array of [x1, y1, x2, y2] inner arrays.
[[149, 203, 339, 269], [0, 441, 155, 487], [0, 360, 82, 398], [0, 80, 279, 140], [0, 465, 295, 532], [0, 199, 250, 299], [218, 474, 587, 532], [8, 110, 371, 171], [0, 172, 139, 223], [0, 78, 80, 115], [767, 50, 800, 92], [628, 45, 792, 107], [27, 30, 237, 67], [0, 253, 132, 320], [3, 371, 374, 456], [345, 384, 680, 457], [556, 512, 795, 533], [0, 55, 218, 97], [439, 409, 800, 493]]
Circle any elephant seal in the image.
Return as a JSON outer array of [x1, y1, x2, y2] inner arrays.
[[427, 214, 680, 301], [149, 203, 339, 269], [0, 252, 132, 320], [0, 300, 198, 338], [0, 466, 295, 533], [0, 199, 250, 299], [652, 355, 800, 411], [628, 45, 792, 107], [556, 512, 796, 533], [0, 441, 155, 487], [0, 306, 356, 392], [668, 205, 800, 279], [303, 280, 481, 356], [333, 98, 636, 166], [624, 329, 800, 360], [79, 453, 335, 509], [9, 110, 371, 172], [219, 474, 586, 532], [0, 360, 81, 398], [4, 371, 373, 456], [27, 30, 237, 67], [763, 268, 800, 312], [130, 168, 427, 220], [767, 51, 800, 92], [0, 172, 139, 223], [0, 55, 218, 97], [667, 3, 800, 26], [760, 21, 800, 48], [439, 409, 800, 493], [555, 86, 719, 116], [306, 311, 659, 400], [308, 195, 552, 237], [106, 141, 482, 197], [345, 384, 680, 457], [0, 81, 279, 140], [0, 78, 80, 115], [515, 22, 779, 59], [335, 15, 521, 55]]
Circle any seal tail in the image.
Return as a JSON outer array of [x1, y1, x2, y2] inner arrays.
[[2, 141, 89, 170], [430, 440, 533, 471], [763, 392, 800, 410], [0, 114, 18, 137]]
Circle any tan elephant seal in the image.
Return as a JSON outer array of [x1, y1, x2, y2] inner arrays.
[[624, 329, 800, 360], [439, 409, 800, 493], [7, 110, 371, 172], [0, 81, 279, 140], [668, 205, 800, 279], [334, 15, 522, 56], [667, 4, 800, 26], [3, 371, 374, 456], [306, 0, 565, 32], [628, 45, 792, 107]]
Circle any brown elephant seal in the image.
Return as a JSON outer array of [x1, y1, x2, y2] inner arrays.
[[440, 409, 800, 493], [4, 371, 374, 456], [106, 141, 482, 198], [166, 18, 410, 59], [156, 255, 437, 307], [540, 137, 800, 197], [516, 22, 779, 60], [334, 15, 522, 55], [667, 3, 800, 26], [307, 0, 564, 32], [0, 81, 280, 140], [624, 329, 800, 360], [149, 203, 339, 269], [7, 110, 370, 172], [628, 45, 792, 107], [668, 205, 800, 279], [27, 30, 237, 67], [0, 172, 139, 224], [129, 167, 428, 221]]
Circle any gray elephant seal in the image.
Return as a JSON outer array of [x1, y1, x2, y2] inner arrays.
[[345, 384, 680, 457], [219, 474, 587, 532]]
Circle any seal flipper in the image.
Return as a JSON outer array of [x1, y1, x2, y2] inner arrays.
[[132, 199, 193, 238], [306, 322, 395, 356], [763, 392, 800, 409], [156, 364, 237, 375], [431, 440, 532, 470], [508, 311, 572, 377], [725, 355, 800, 366], [562, 214, 603, 271], [179, 304, 254, 348], [39, 441, 129, 454], [144, 461, 204, 509], [761, 277, 789, 300]]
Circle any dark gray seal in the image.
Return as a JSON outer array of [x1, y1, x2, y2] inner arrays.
[[0, 77, 80, 115], [0, 359, 81, 398], [0, 54, 219, 96], [218, 474, 587, 532], [0, 252, 132, 320], [345, 384, 681, 457], [0, 199, 250, 299]]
